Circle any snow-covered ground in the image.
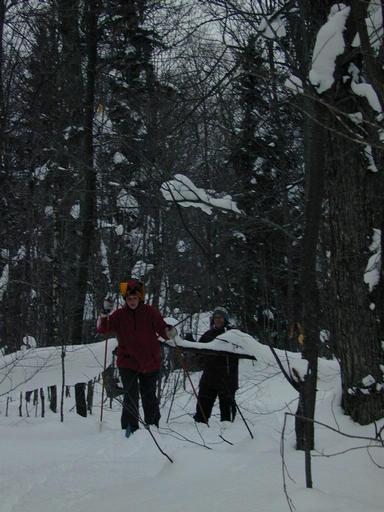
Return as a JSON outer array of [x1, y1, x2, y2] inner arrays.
[[1, 341, 383, 512]]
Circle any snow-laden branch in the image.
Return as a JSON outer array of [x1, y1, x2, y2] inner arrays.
[[351, 81, 382, 113], [284, 74, 304, 95], [160, 174, 241, 215], [164, 328, 308, 384], [258, 14, 286, 40], [161, 174, 297, 240], [165, 329, 257, 358], [0, 342, 116, 397], [309, 4, 351, 94]]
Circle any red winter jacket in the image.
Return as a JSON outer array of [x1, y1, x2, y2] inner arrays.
[[97, 303, 169, 373]]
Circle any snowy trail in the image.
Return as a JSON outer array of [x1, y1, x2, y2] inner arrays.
[[1, 357, 383, 512], [1, 416, 287, 512]]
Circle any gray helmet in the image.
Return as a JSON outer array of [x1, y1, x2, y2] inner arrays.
[[211, 306, 229, 324]]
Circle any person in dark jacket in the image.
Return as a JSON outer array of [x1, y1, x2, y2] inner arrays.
[[97, 279, 174, 437], [193, 307, 239, 424]]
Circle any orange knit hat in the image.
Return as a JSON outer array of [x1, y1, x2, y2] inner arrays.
[[119, 279, 145, 301]]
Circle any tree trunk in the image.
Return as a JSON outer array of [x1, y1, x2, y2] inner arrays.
[[328, 125, 384, 424], [295, 99, 326, 461], [40, 388, 45, 418], [0, 0, 4, 134], [322, 0, 384, 425], [87, 380, 94, 414], [75, 382, 87, 417], [71, 0, 98, 343], [49, 385, 57, 413]]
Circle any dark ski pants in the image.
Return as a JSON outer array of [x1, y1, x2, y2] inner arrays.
[[194, 373, 236, 423], [119, 368, 160, 431]]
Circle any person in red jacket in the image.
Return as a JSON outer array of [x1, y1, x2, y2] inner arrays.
[[97, 279, 173, 437]]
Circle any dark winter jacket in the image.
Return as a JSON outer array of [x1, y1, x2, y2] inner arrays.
[[97, 303, 169, 373], [198, 326, 239, 391]]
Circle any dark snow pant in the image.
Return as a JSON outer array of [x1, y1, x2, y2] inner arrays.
[[119, 368, 160, 431], [194, 373, 236, 423]]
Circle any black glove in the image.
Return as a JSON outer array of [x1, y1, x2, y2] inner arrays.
[[166, 326, 178, 340]]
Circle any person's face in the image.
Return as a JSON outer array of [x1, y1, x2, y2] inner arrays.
[[125, 294, 140, 309], [213, 314, 225, 329]]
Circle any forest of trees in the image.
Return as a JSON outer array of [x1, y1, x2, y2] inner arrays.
[[0, 0, 383, 438]]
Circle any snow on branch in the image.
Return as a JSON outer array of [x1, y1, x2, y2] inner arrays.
[[284, 74, 304, 95], [364, 228, 381, 292], [351, 81, 382, 114], [364, 145, 379, 173], [160, 174, 241, 215], [258, 14, 286, 40], [0, 342, 116, 397], [165, 329, 258, 359], [309, 4, 351, 94]]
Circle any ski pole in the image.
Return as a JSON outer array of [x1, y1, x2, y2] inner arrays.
[[175, 344, 209, 425], [166, 368, 182, 423], [222, 375, 254, 440], [99, 292, 119, 428], [99, 333, 109, 429], [234, 400, 254, 439]]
